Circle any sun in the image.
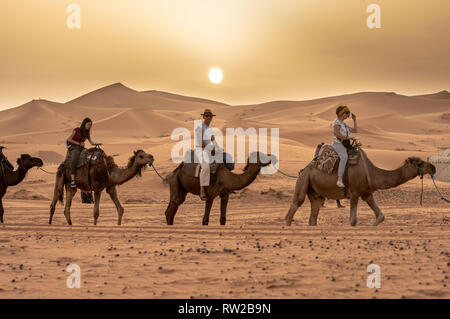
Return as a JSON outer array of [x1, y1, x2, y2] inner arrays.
[[209, 67, 223, 84]]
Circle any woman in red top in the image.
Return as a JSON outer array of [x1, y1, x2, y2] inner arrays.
[[67, 118, 102, 188]]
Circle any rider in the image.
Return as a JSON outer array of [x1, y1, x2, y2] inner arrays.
[[66, 118, 102, 188], [332, 106, 357, 188], [195, 109, 216, 201]]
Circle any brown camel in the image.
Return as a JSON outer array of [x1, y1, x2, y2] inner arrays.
[[164, 151, 276, 225], [0, 153, 43, 223], [49, 149, 154, 225], [285, 148, 436, 226]]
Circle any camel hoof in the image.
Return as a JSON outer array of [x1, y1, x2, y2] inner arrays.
[[350, 220, 357, 227], [373, 215, 385, 226]]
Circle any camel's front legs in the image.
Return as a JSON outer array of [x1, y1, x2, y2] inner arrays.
[[93, 190, 102, 225], [362, 194, 385, 226], [349, 195, 359, 226], [202, 198, 214, 225], [219, 193, 229, 225], [64, 184, 76, 225], [106, 186, 124, 225], [307, 193, 325, 226]]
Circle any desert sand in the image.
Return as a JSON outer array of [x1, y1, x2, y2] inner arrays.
[[0, 83, 449, 298]]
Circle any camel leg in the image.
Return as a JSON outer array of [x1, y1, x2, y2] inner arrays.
[[202, 198, 214, 225], [0, 196, 4, 223], [165, 193, 186, 225], [49, 197, 57, 224], [164, 174, 187, 225], [362, 194, 385, 226], [49, 176, 64, 224], [349, 195, 359, 226], [307, 193, 325, 226], [92, 190, 102, 225], [63, 184, 76, 225], [165, 185, 186, 226], [106, 186, 124, 225], [285, 171, 309, 226], [219, 193, 229, 226]]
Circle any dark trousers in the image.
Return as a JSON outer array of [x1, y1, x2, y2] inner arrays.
[[69, 145, 84, 175]]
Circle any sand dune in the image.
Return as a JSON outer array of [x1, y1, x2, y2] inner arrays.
[[0, 84, 449, 299], [0, 83, 448, 168]]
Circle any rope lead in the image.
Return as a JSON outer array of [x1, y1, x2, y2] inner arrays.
[[431, 175, 450, 204]]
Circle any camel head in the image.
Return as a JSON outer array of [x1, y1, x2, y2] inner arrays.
[[404, 157, 436, 177], [127, 150, 154, 176], [16, 154, 43, 169], [244, 152, 277, 170]]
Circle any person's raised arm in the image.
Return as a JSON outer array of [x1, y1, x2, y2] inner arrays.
[[349, 113, 358, 133]]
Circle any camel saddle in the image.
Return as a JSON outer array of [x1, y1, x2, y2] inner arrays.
[[313, 144, 360, 175], [180, 150, 221, 178], [64, 147, 105, 168]]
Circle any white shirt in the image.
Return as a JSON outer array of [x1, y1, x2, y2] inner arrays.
[[332, 119, 350, 143], [194, 122, 212, 148]]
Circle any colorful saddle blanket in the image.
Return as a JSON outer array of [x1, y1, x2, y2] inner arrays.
[[313, 144, 360, 175]]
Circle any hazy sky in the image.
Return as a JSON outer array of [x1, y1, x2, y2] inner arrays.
[[1, 0, 449, 109]]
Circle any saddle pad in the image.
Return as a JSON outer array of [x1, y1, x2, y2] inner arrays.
[[181, 162, 221, 178], [65, 147, 104, 168], [313, 144, 340, 175], [313, 144, 360, 175]]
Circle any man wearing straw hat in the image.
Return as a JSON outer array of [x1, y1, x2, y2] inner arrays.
[[194, 109, 217, 201]]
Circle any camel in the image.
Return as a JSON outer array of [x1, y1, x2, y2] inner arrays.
[[164, 151, 276, 225], [49, 149, 154, 225], [0, 153, 43, 223], [285, 147, 436, 226]]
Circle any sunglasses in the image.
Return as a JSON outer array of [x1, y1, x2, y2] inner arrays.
[[203, 114, 213, 118]]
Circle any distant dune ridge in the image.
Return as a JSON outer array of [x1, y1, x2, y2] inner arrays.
[[0, 83, 449, 170]]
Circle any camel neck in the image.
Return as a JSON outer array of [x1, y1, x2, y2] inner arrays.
[[365, 157, 417, 190], [219, 163, 261, 191], [110, 161, 143, 185], [5, 164, 28, 186]]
